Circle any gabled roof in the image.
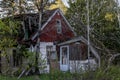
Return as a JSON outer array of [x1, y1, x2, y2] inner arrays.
[[10, 8, 75, 41], [41, 8, 58, 26], [13, 8, 58, 26], [31, 8, 76, 40]]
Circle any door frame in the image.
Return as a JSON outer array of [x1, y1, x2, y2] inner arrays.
[[60, 45, 69, 71]]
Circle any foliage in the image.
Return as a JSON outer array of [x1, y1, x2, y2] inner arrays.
[[0, 0, 26, 15], [0, 75, 37, 80], [0, 65, 120, 80], [82, 65, 120, 80], [0, 18, 21, 76], [0, 19, 20, 53], [0, 0, 54, 16], [23, 49, 47, 74], [66, 0, 120, 53], [49, 0, 67, 14], [24, 51, 36, 68]]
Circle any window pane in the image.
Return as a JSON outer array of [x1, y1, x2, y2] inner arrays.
[[56, 20, 62, 34]]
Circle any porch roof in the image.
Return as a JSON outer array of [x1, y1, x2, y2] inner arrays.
[[58, 36, 87, 46]]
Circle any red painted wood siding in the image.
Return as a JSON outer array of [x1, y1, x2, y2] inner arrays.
[[40, 11, 75, 42]]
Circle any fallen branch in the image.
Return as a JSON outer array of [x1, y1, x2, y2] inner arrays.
[[104, 53, 120, 73]]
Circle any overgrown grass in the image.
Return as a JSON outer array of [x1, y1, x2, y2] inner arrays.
[[0, 66, 120, 80], [0, 71, 76, 80], [82, 65, 120, 80], [0, 75, 36, 80]]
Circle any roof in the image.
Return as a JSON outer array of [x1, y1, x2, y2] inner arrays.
[[13, 8, 58, 26], [42, 8, 58, 25], [31, 8, 76, 40], [10, 8, 75, 41], [58, 36, 87, 46]]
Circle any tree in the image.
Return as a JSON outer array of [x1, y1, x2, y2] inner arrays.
[[66, 0, 120, 64], [66, 0, 120, 67], [0, 0, 26, 15], [0, 19, 19, 52], [24, 0, 55, 74], [0, 0, 55, 75], [0, 18, 20, 74]]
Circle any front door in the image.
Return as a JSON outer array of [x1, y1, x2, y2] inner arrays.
[[60, 46, 69, 71]]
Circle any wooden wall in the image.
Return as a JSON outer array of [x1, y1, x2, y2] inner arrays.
[[69, 42, 87, 60]]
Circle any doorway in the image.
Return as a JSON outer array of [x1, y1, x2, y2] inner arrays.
[[60, 46, 69, 71]]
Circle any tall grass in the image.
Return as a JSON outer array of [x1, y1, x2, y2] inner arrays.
[[0, 65, 120, 80], [0, 75, 36, 80]]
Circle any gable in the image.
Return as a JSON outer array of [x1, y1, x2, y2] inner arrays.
[[31, 9, 76, 41], [39, 9, 75, 42], [41, 9, 75, 34]]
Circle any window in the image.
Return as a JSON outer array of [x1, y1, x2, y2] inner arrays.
[[50, 51, 56, 60], [56, 20, 62, 34], [13, 49, 22, 67], [46, 46, 57, 64]]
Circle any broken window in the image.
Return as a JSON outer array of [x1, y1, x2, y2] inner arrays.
[[23, 16, 38, 40], [12, 49, 22, 67], [50, 51, 57, 60], [46, 46, 57, 64], [56, 19, 62, 34]]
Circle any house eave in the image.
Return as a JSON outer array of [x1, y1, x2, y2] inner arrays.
[[58, 36, 87, 46]]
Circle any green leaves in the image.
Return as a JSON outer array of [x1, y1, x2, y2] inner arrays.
[[66, 0, 120, 53], [0, 19, 19, 51]]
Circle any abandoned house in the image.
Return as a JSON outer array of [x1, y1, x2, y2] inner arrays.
[[0, 8, 100, 74]]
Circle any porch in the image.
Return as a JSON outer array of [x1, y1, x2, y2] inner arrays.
[[58, 36, 100, 72], [59, 44, 97, 72]]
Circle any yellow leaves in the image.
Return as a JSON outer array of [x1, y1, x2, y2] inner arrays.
[[12, 2, 15, 7], [49, 0, 67, 14], [105, 13, 114, 21]]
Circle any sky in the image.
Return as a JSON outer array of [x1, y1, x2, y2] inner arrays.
[[62, 0, 69, 7], [119, 0, 120, 6], [62, 0, 120, 7]]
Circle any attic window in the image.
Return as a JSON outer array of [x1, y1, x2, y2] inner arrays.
[[56, 20, 62, 34], [57, 12, 60, 15]]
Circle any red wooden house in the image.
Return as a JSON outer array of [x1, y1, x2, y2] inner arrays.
[[24, 8, 76, 73], [27, 8, 100, 73], [17, 8, 100, 73], [0, 8, 100, 74], [0, 8, 75, 74]]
